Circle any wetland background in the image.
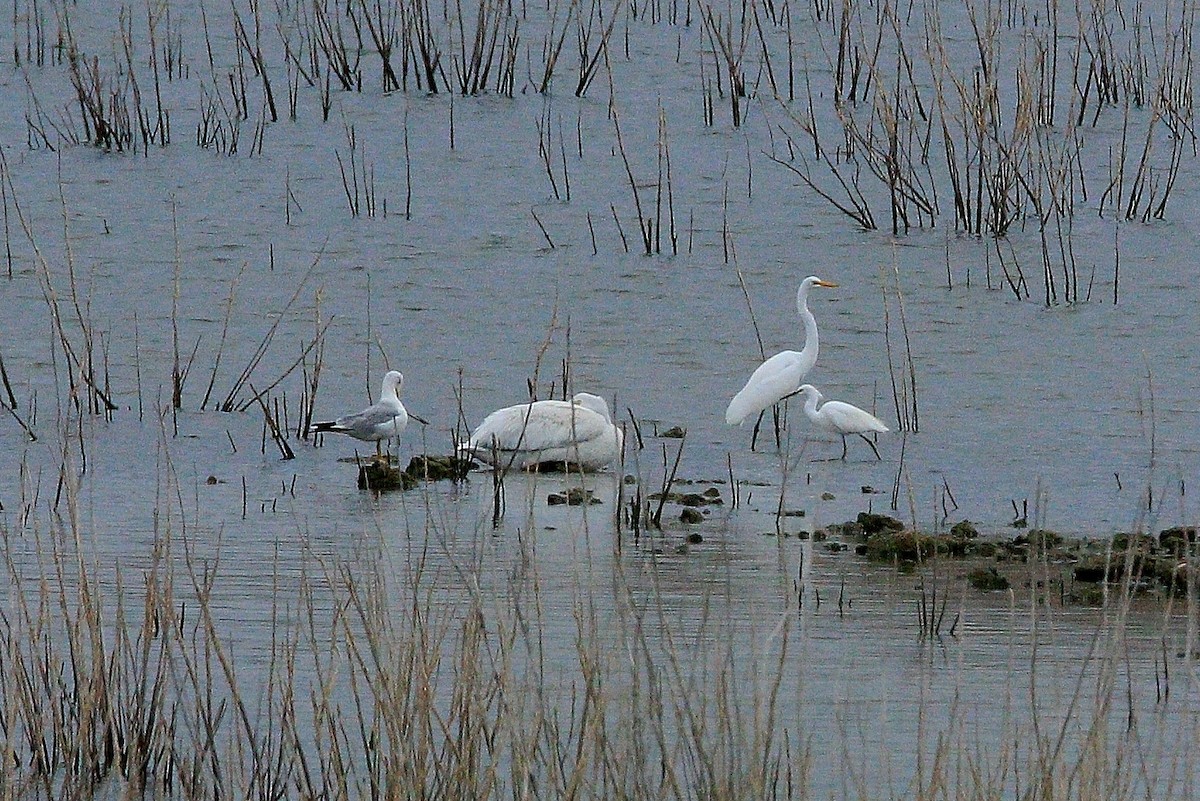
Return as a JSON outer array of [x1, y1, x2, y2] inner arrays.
[[0, 0, 1199, 797]]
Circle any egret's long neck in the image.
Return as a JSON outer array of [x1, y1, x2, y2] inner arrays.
[[802, 392, 820, 417], [796, 286, 819, 358]]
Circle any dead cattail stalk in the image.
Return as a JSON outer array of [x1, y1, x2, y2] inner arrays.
[[218, 247, 322, 411], [651, 431, 685, 528]]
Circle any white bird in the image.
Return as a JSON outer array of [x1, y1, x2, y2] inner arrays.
[[311, 370, 410, 457], [465, 392, 623, 471], [726, 276, 838, 426], [796, 384, 888, 461]]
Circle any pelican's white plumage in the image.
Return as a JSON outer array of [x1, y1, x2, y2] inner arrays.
[[726, 276, 838, 426], [796, 384, 888, 460], [311, 370, 410, 456], [466, 392, 622, 471]]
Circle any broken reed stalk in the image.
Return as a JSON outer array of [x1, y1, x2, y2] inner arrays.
[[1, 163, 12, 278], [450, 0, 519, 96], [250, 384, 295, 460], [531, 207, 555, 248], [200, 262, 248, 410], [766, 120, 876, 229], [237, 316, 334, 413], [1, 151, 116, 414], [219, 246, 322, 411], [360, 0, 401, 91], [336, 119, 381, 218], [881, 259, 918, 433], [700, 3, 748, 127], [298, 293, 327, 440], [229, 1, 278, 122], [625, 406, 644, 451], [404, 108, 413, 219], [651, 431, 685, 528], [0, 336, 33, 439], [311, 0, 363, 91], [536, 103, 561, 199], [653, 105, 678, 255], [607, 71, 653, 255], [575, 0, 620, 97]]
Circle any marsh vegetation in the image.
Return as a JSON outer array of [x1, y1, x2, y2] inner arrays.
[[0, 0, 1198, 797]]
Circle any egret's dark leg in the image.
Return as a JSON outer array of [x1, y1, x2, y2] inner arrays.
[[859, 433, 882, 461], [839, 436, 848, 460]]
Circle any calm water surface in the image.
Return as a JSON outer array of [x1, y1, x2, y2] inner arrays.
[[0, 1, 1198, 796]]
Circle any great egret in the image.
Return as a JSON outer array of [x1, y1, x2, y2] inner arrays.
[[796, 384, 888, 460], [311, 370, 411, 457], [726, 276, 838, 426], [465, 392, 623, 471]]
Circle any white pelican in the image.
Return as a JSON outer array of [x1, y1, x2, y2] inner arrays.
[[465, 392, 622, 471], [796, 384, 888, 460], [726, 276, 838, 426]]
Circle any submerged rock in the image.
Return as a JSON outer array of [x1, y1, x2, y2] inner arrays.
[[1073, 558, 1109, 583], [648, 489, 723, 506], [858, 512, 905, 536], [358, 459, 417, 491], [404, 454, 474, 481], [547, 487, 602, 506], [864, 529, 938, 562], [680, 508, 703, 524], [967, 566, 1010, 592], [1158, 526, 1197, 553], [1014, 529, 1065, 549], [818, 512, 1187, 602], [950, 520, 980, 539], [354, 453, 474, 492]]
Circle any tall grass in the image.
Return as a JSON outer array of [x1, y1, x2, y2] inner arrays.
[[1, 434, 1196, 799]]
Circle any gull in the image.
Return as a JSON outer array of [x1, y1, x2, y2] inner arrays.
[[311, 370, 413, 457]]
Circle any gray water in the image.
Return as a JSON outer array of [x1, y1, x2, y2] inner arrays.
[[0, 0, 1199, 796]]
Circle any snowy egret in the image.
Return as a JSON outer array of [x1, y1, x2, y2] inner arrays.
[[311, 370, 411, 457], [465, 392, 623, 471], [726, 276, 838, 426], [796, 384, 888, 461]]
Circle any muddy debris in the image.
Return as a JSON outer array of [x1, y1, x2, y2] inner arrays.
[[967, 566, 1010, 592], [648, 488, 723, 507], [680, 508, 703, 524], [658, 426, 686, 438], [357, 453, 476, 491], [950, 520, 980, 539], [548, 487, 602, 506], [404, 454, 474, 481], [357, 458, 417, 491], [819, 512, 1192, 601]]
